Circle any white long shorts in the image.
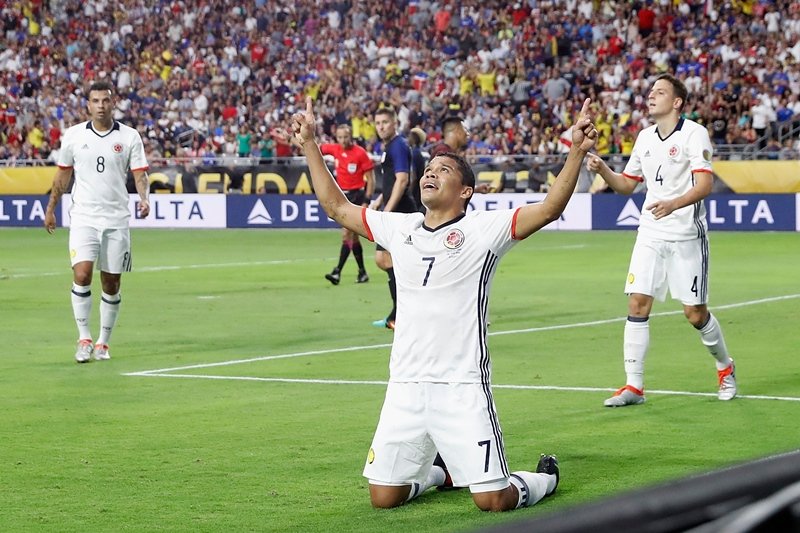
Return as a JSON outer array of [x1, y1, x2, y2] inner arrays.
[[625, 233, 709, 305], [69, 225, 132, 273], [363, 381, 511, 493]]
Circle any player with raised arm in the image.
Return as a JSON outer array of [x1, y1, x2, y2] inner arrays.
[[586, 74, 737, 406], [291, 96, 597, 512], [44, 81, 150, 363]]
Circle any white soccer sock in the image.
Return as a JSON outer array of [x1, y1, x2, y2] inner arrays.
[[697, 313, 732, 369], [97, 292, 121, 345], [405, 465, 446, 502], [624, 317, 649, 390], [509, 471, 553, 508], [71, 284, 92, 340]]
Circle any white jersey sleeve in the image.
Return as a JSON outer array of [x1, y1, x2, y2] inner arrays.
[[364, 208, 521, 384]]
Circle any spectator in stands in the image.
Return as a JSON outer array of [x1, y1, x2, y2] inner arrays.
[[585, 74, 737, 408], [1, 0, 798, 166]]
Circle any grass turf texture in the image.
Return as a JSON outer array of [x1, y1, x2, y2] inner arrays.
[[1, 227, 798, 532]]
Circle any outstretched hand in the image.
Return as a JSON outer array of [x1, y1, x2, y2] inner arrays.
[[570, 98, 598, 152], [290, 97, 317, 149]]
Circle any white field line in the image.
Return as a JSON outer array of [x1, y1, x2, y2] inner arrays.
[[123, 373, 800, 402], [122, 293, 800, 403]]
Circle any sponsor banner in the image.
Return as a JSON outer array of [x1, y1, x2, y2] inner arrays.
[[797, 194, 800, 232], [469, 193, 592, 230], [0, 195, 53, 227], [714, 161, 800, 193], [61, 194, 227, 228], [227, 193, 592, 230], [592, 193, 798, 231], [0, 167, 57, 194], [227, 194, 339, 228]]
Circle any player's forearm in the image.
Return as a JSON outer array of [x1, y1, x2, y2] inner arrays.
[[364, 171, 375, 199], [46, 169, 71, 213], [132, 170, 149, 201], [539, 147, 585, 219], [670, 173, 713, 210], [383, 173, 409, 212], [302, 139, 350, 219], [600, 165, 636, 195]]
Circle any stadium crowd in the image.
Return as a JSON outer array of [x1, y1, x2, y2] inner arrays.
[[1, 0, 800, 164]]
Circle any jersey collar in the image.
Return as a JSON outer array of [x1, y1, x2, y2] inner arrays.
[[86, 121, 120, 137], [422, 212, 466, 232], [656, 117, 684, 142]]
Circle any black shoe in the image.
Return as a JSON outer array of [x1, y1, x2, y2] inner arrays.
[[433, 453, 461, 491], [536, 454, 559, 494], [325, 269, 341, 285], [356, 270, 369, 283]]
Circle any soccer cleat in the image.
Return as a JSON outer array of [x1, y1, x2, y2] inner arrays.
[[433, 453, 460, 491], [604, 385, 645, 407], [356, 270, 369, 283], [93, 343, 111, 361], [371, 318, 395, 330], [75, 339, 94, 363], [536, 454, 560, 494], [324, 269, 341, 286], [717, 359, 737, 401]]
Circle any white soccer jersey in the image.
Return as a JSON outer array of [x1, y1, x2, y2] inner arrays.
[[57, 121, 148, 228], [622, 118, 713, 241], [364, 207, 521, 384]]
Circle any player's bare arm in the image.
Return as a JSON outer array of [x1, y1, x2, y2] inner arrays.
[[383, 171, 409, 212], [364, 169, 375, 205], [514, 98, 597, 239], [132, 169, 150, 218], [585, 153, 638, 195], [291, 97, 368, 237], [44, 167, 73, 234], [647, 171, 713, 219]]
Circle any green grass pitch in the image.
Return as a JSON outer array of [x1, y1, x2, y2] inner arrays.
[[1, 227, 798, 532]]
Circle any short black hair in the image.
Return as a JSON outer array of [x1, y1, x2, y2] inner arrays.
[[441, 116, 465, 135], [375, 105, 397, 120], [88, 81, 114, 94], [655, 74, 688, 111], [430, 152, 475, 209]]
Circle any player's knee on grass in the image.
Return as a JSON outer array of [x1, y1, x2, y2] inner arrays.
[[471, 487, 517, 512], [368, 484, 410, 509]]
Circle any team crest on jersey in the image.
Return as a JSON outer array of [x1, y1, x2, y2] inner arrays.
[[627, 273, 635, 284], [444, 229, 465, 249], [367, 448, 375, 464], [702, 149, 712, 162], [112, 143, 123, 153], [668, 145, 680, 158]]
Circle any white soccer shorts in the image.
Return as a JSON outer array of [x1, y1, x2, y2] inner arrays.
[[69, 225, 132, 273], [625, 233, 709, 305], [363, 381, 511, 493]]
